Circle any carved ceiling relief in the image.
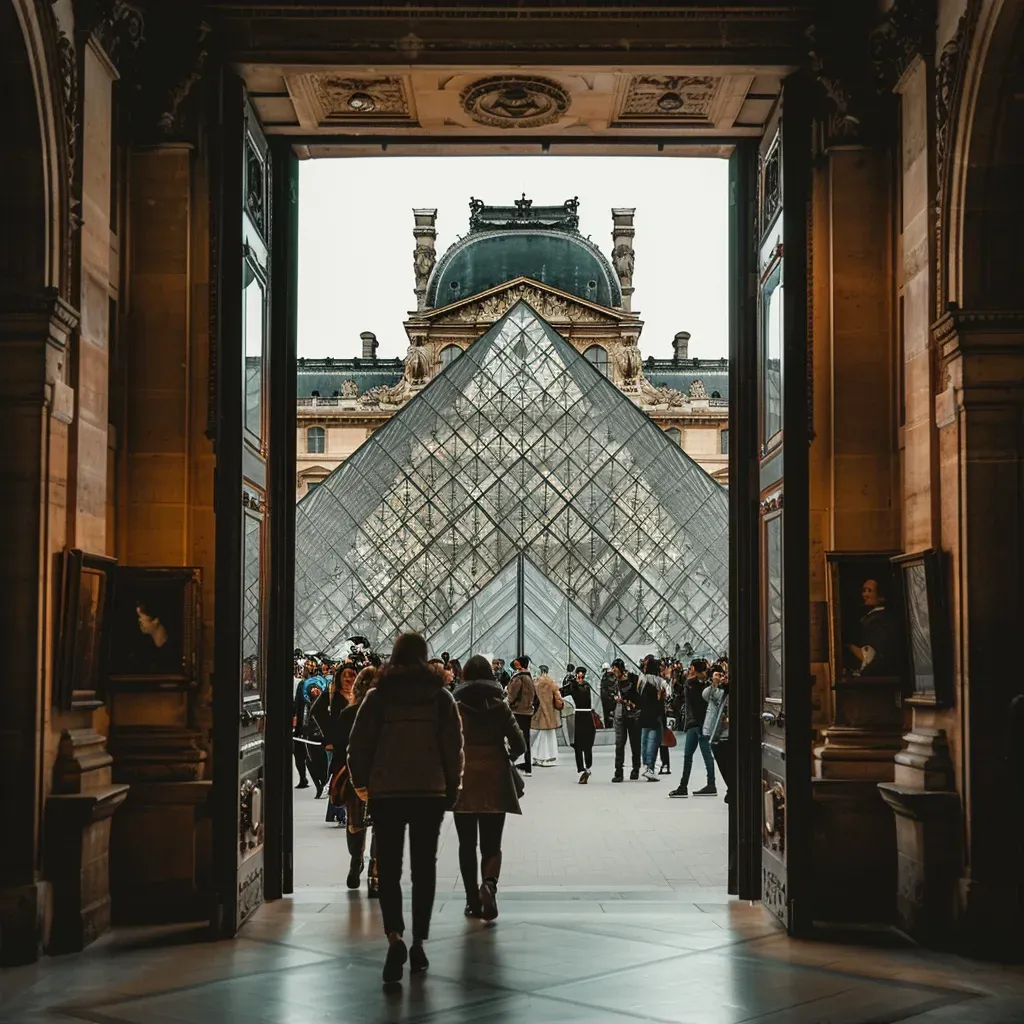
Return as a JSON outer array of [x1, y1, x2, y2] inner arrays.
[[289, 73, 416, 127], [460, 76, 571, 129], [615, 75, 722, 125]]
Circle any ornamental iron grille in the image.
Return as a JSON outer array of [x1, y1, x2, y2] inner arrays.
[[295, 302, 728, 663]]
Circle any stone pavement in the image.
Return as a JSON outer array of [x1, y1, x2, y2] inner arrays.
[[5, 750, 1024, 1023], [294, 749, 728, 896]]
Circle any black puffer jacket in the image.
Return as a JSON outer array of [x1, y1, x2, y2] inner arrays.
[[347, 663, 464, 806], [682, 676, 710, 732], [453, 678, 525, 815]]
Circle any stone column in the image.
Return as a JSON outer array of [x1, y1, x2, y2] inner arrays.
[[611, 208, 635, 312], [412, 209, 437, 311], [0, 292, 77, 964]]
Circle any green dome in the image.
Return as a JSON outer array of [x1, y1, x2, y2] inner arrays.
[[427, 229, 621, 308]]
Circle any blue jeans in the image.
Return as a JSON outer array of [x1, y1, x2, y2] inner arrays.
[[640, 727, 660, 771], [680, 727, 716, 789]]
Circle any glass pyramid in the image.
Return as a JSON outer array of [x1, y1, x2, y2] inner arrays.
[[295, 301, 729, 664]]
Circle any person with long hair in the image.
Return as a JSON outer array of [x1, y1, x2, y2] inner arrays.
[[348, 633, 464, 986], [453, 655, 525, 921], [311, 661, 357, 824]]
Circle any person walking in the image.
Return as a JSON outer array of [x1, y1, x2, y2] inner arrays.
[[293, 669, 329, 798], [506, 656, 537, 777], [310, 661, 356, 825], [669, 659, 717, 798], [599, 662, 617, 728], [531, 664, 563, 766], [637, 655, 665, 781], [565, 667, 596, 783], [610, 659, 642, 782], [452, 655, 525, 921], [347, 633, 464, 986]]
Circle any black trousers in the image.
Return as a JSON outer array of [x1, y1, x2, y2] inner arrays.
[[453, 812, 506, 905], [371, 797, 446, 941], [514, 713, 532, 772], [601, 697, 616, 729], [614, 715, 641, 774], [574, 710, 596, 772], [306, 744, 328, 790], [346, 826, 378, 884], [293, 740, 308, 782]]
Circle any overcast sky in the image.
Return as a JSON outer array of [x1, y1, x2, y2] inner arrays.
[[297, 156, 729, 362]]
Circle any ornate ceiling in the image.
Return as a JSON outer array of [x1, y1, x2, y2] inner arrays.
[[241, 65, 785, 140]]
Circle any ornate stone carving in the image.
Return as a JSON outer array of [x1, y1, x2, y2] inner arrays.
[[156, 21, 210, 139], [77, 0, 146, 70], [238, 864, 263, 924], [762, 864, 787, 921], [404, 342, 431, 382], [617, 343, 644, 383], [689, 378, 708, 400], [359, 379, 413, 407], [56, 30, 78, 204], [871, 0, 936, 90], [341, 380, 359, 399], [437, 283, 616, 325], [413, 208, 438, 310], [460, 75, 570, 129], [311, 75, 411, 124], [637, 379, 687, 408], [616, 75, 721, 123], [612, 244, 634, 286]]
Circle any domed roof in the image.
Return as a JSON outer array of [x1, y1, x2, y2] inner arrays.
[[426, 197, 621, 309]]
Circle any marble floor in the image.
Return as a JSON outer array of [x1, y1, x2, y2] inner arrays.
[[4, 751, 1024, 1024]]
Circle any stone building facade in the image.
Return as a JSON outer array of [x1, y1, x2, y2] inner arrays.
[[295, 201, 730, 500], [2, 0, 1023, 967]]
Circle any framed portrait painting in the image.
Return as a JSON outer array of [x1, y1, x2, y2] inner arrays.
[[891, 550, 950, 707], [825, 551, 906, 686], [106, 567, 201, 687], [55, 549, 117, 711]]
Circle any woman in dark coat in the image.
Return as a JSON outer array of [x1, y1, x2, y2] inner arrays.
[[564, 667, 596, 784], [453, 655, 525, 920], [348, 633, 464, 986], [310, 662, 356, 824]]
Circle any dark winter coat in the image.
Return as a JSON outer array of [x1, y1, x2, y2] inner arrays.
[[637, 673, 666, 729], [506, 670, 537, 716], [599, 671, 618, 704], [309, 688, 353, 753], [453, 678, 525, 815], [613, 673, 641, 721], [682, 676, 710, 732], [347, 663, 464, 806]]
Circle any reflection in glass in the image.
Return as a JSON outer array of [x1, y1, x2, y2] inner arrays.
[[764, 514, 783, 699], [295, 303, 730, 662], [243, 262, 265, 440], [905, 562, 934, 694], [242, 512, 262, 701], [761, 264, 783, 445]]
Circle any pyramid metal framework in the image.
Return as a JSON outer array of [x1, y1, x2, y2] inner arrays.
[[295, 302, 729, 665]]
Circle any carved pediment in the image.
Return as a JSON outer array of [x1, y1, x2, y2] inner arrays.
[[422, 278, 627, 328]]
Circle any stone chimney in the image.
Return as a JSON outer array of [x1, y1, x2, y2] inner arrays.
[[611, 208, 636, 312], [360, 331, 378, 360], [673, 331, 691, 363], [413, 208, 438, 311]]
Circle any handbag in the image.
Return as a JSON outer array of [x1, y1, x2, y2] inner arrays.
[[592, 709, 604, 730], [662, 726, 677, 748]]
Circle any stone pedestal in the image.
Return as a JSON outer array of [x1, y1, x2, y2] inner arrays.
[[811, 779, 897, 924], [878, 728, 961, 943], [107, 726, 212, 924], [813, 678, 904, 781], [43, 729, 127, 954]]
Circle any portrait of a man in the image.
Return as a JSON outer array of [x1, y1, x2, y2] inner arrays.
[[845, 576, 898, 677]]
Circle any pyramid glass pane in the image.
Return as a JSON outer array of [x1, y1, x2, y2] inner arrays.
[[295, 301, 728, 662]]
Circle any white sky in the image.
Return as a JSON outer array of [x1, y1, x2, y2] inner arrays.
[[297, 156, 729, 361]]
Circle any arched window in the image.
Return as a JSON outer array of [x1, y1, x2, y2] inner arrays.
[[664, 427, 682, 445], [307, 426, 325, 454], [439, 344, 462, 368], [584, 345, 608, 377]]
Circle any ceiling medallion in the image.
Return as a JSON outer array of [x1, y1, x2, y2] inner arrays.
[[347, 92, 375, 112], [616, 75, 721, 124], [460, 76, 570, 129]]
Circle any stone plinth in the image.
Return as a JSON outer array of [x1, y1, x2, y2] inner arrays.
[[812, 779, 897, 924], [110, 780, 213, 924]]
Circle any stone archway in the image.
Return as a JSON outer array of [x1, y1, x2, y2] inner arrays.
[[0, 0, 77, 966]]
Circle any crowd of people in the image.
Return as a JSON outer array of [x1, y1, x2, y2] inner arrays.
[[291, 639, 730, 986]]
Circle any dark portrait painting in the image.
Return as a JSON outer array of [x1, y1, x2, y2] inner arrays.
[[107, 567, 200, 684], [826, 552, 906, 685]]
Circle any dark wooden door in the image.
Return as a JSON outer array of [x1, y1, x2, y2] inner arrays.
[[755, 76, 812, 934], [212, 74, 274, 934]]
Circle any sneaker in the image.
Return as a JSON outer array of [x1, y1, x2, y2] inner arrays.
[[658, 764, 671, 775], [581, 770, 591, 784], [645, 771, 660, 782], [479, 880, 498, 922], [409, 942, 429, 974], [693, 784, 718, 797], [629, 768, 640, 781], [611, 773, 624, 783], [521, 770, 532, 778], [669, 786, 689, 798], [382, 938, 407, 985]]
